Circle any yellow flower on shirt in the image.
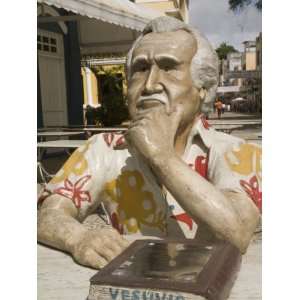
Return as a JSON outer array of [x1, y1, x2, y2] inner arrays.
[[225, 143, 262, 180], [51, 140, 93, 184], [104, 170, 166, 233]]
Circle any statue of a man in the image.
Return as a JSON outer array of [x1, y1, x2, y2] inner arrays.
[[38, 16, 261, 269]]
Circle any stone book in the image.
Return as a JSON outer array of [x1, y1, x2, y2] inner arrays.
[[88, 239, 242, 300]]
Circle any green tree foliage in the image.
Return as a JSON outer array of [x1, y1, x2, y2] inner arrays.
[[216, 42, 238, 60], [85, 66, 129, 127], [98, 69, 129, 126], [229, 0, 262, 12]]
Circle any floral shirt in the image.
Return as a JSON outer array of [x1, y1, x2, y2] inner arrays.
[[38, 116, 262, 239]]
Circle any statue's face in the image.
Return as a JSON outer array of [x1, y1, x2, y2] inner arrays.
[[127, 30, 201, 128]]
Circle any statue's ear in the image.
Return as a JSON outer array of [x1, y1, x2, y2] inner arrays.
[[199, 88, 207, 101]]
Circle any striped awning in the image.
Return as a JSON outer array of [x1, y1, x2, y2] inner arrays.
[[37, 0, 163, 31]]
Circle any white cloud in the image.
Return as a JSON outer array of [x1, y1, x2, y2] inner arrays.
[[189, 0, 262, 51]]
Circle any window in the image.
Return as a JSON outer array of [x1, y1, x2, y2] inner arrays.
[[37, 34, 57, 53], [246, 46, 256, 53]]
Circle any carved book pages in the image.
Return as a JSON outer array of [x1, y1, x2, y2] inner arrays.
[[88, 239, 242, 300]]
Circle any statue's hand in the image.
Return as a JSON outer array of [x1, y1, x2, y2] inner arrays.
[[70, 228, 130, 269], [125, 105, 183, 162]]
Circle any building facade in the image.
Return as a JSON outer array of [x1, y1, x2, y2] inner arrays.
[[218, 52, 242, 88], [217, 35, 261, 112], [242, 40, 257, 71], [37, 0, 162, 127], [227, 52, 243, 86], [133, 0, 189, 23], [256, 32, 262, 72], [38, 5, 83, 127]]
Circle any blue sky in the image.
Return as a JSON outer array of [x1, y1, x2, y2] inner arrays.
[[189, 0, 262, 51]]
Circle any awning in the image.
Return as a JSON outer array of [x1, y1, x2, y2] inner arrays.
[[232, 97, 246, 102], [217, 85, 241, 93], [37, 0, 163, 31]]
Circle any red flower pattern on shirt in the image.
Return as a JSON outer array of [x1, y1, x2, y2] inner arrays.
[[194, 155, 209, 179], [177, 154, 209, 231], [110, 212, 124, 234], [200, 115, 211, 129], [240, 175, 262, 213], [103, 133, 115, 147], [54, 175, 92, 208], [103, 133, 126, 149], [171, 213, 193, 230], [114, 135, 125, 148]]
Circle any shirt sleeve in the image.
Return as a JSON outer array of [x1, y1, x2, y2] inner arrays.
[[208, 140, 262, 213], [38, 134, 113, 219]]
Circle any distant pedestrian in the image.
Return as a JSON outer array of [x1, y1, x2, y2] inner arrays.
[[222, 103, 226, 114], [215, 99, 223, 119]]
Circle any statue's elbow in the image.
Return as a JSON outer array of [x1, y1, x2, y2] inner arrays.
[[236, 235, 251, 254], [233, 222, 259, 254]]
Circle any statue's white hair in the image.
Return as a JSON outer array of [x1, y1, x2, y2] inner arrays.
[[126, 16, 219, 113]]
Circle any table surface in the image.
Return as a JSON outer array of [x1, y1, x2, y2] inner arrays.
[[209, 120, 261, 125], [37, 131, 85, 137], [80, 127, 126, 132], [37, 139, 86, 148], [38, 238, 261, 300], [213, 124, 244, 129]]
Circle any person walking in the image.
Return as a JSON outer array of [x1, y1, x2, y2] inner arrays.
[[222, 103, 226, 114], [215, 99, 223, 119]]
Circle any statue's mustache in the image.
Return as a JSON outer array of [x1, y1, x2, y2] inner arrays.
[[137, 94, 168, 106]]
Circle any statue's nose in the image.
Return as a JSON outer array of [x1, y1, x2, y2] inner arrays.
[[143, 65, 163, 95]]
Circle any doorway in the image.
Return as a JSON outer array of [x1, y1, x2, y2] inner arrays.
[[38, 29, 68, 126]]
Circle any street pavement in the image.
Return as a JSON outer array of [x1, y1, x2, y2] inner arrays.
[[209, 111, 261, 121], [208, 111, 262, 144]]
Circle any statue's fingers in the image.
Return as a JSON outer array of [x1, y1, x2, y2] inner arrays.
[[117, 236, 131, 248], [111, 235, 130, 251], [79, 248, 108, 269], [95, 246, 116, 262], [101, 229, 130, 250], [104, 239, 124, 256], [92, 235, 122, 256], [89, 236, 115, 260]]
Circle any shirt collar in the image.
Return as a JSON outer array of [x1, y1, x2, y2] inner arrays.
[[183, 115, 215, 157]]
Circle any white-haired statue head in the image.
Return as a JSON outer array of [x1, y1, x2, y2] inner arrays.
[[126, 16, 219, 113]]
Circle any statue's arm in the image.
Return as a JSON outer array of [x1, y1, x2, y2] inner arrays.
[[38, 135, 130, 269], [37, 194, 87, 253], [125, 106, 259, 252], [150, 153, 260, 253], [38, 195, 129, 269]]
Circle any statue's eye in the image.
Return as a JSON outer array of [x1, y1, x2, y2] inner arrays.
[[132, 62, 149, 74], [159, 59, 178, 73], [163, 66, 170, 72], [160, 63, 171, 72], [140, 65, 148, 72]]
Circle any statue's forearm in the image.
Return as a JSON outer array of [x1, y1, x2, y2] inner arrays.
[[37, 198, 87, 253], [150, 152, 259, 252], [38, 196, 131, 269]]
